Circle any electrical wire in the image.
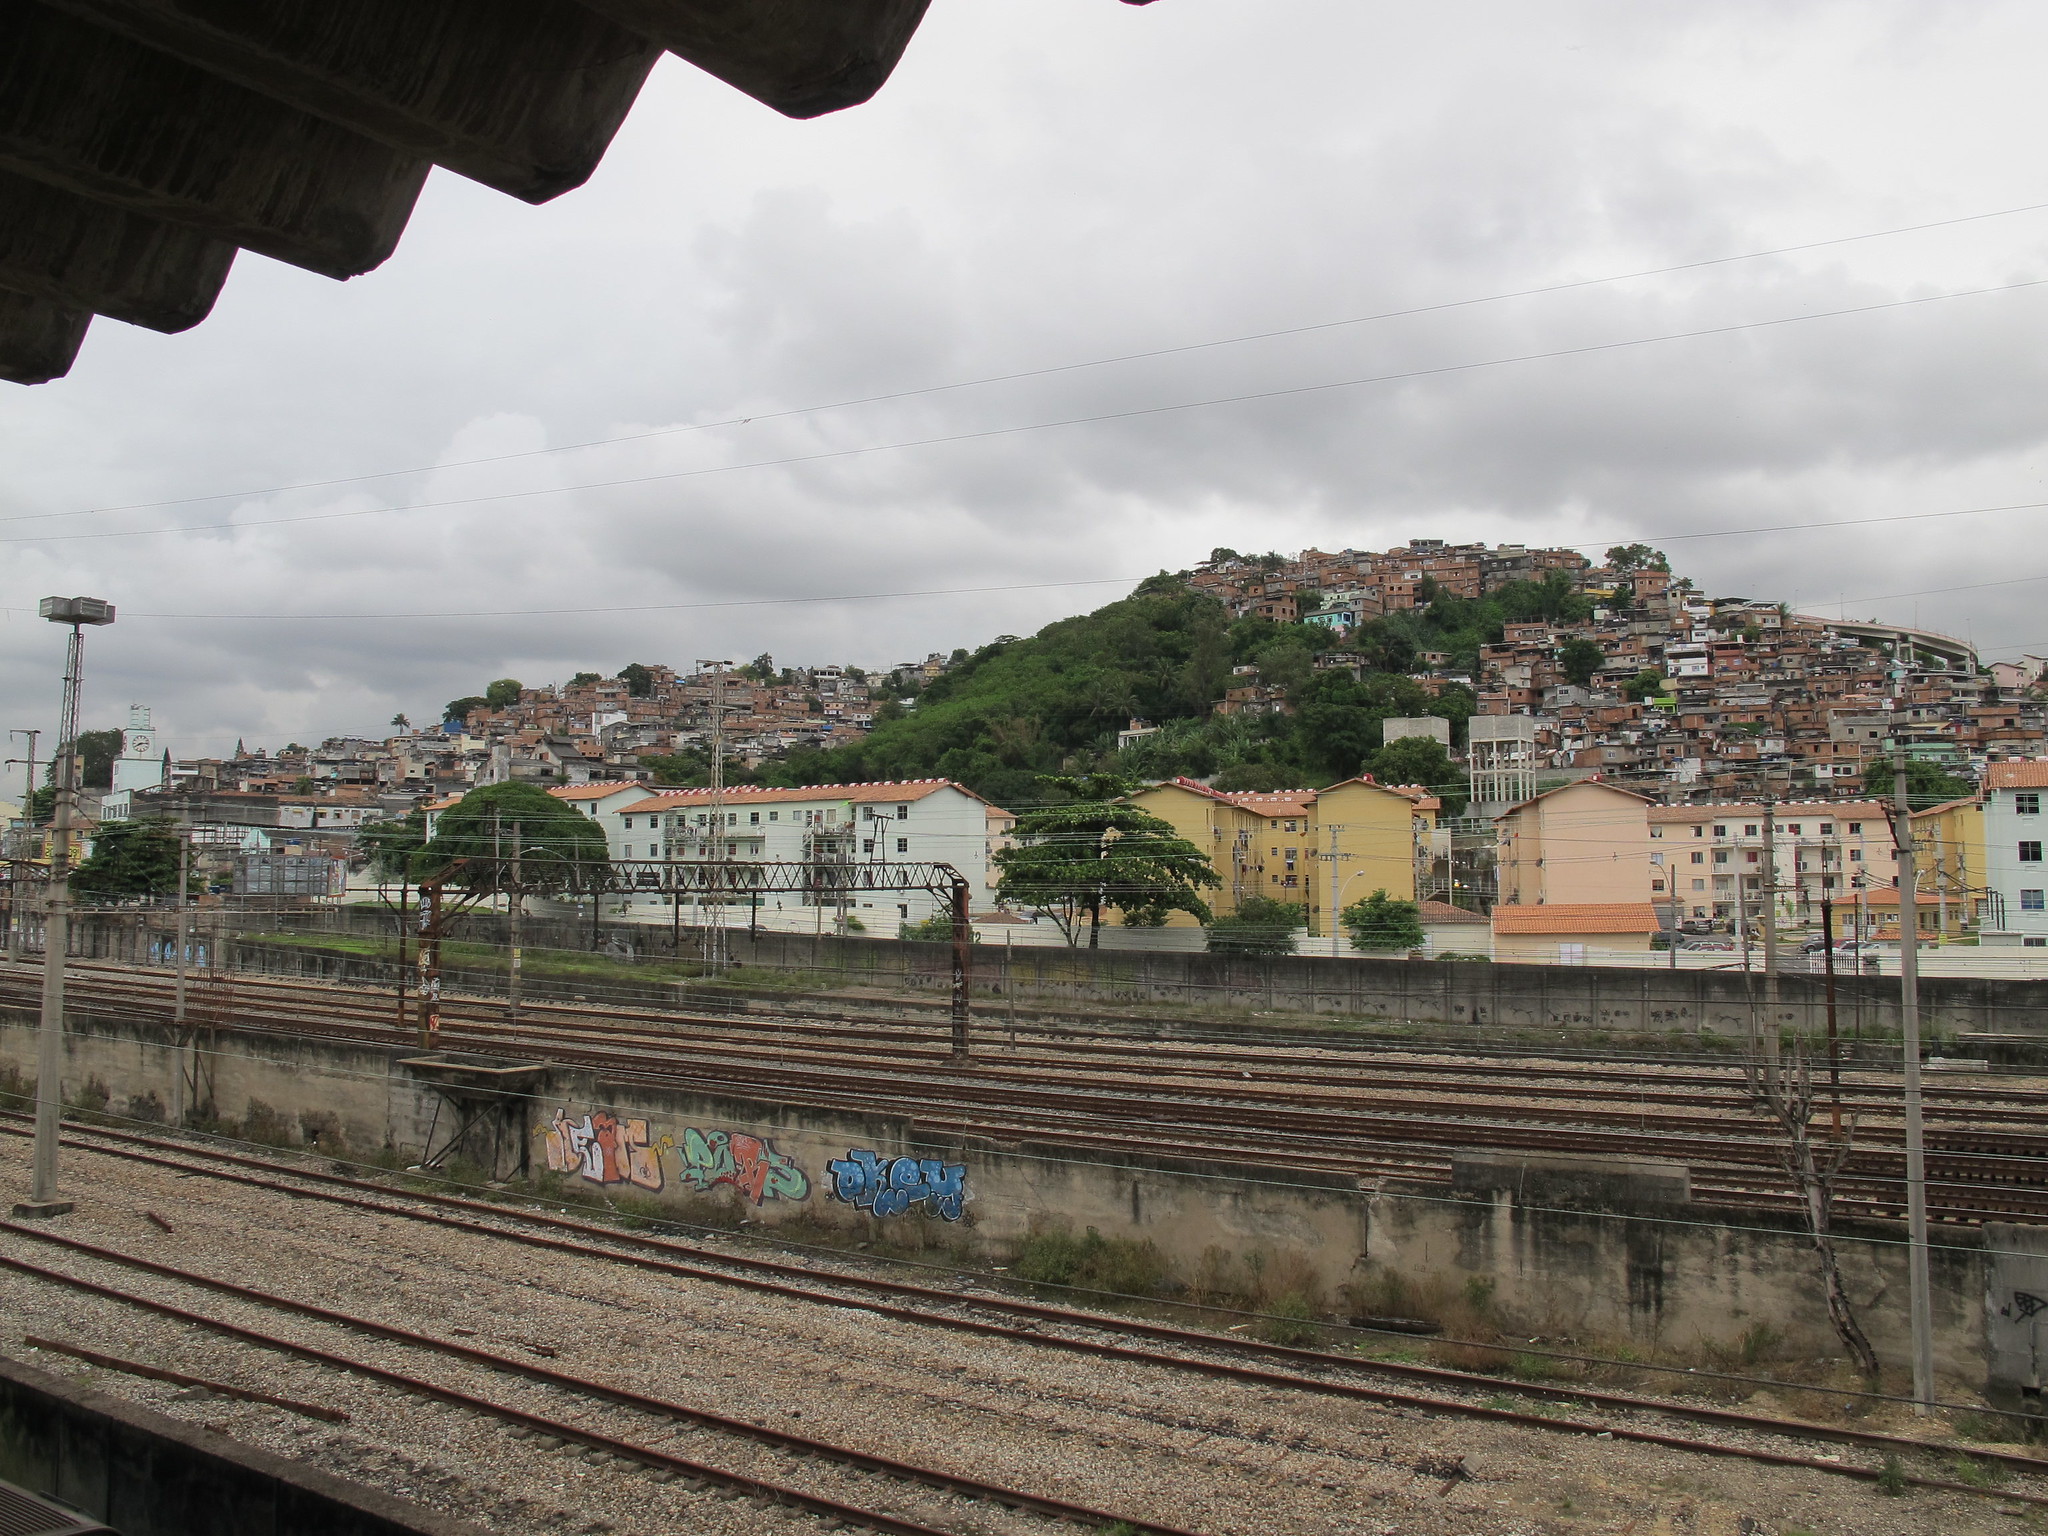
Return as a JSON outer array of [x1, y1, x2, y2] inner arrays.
[[3, 273, 2043, 551], [11, 194, 2048, 530]]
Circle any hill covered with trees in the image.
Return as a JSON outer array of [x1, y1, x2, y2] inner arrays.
[[736, 569, 1576, 810]]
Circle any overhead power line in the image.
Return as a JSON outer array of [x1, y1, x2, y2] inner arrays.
[[6, 274, 2045, 550], [9, 195, 2047, 531]]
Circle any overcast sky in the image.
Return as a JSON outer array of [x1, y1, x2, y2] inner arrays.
[[5, 0, 2048, 791]]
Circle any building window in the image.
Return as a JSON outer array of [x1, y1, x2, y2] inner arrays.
[[2028, 937, 2048, 948], [862, 839, 874, 854], [896, 837, 908, 854], [2020, 793, 2042, 816], [1821, 823, 1834, 835], [1745, 851, 1759, 864], [1786, 824, 1801, 835], [1713, 825, 1727, 838], [1557, 943, 1586, 965], [1651, 879, 1665, 891], [2024, 890, 2046, 911], [750, 811, 760, 824], [1744, 824, 1758, 837], [1690, 851, 1703, 864], [622, 817, 633, 829], [1848, 822, 1861, 834], [1692, 825, 1703, 837], [896, 804, 908, 819], [1650, 827, 1663, 839], [1692, 879, 1705, 891], [1650, 852, 1664, 866], [1713, 851, 1728, 865], [1849, 849, 1861, 861], [769, 811, 779, 821], [2023, 843, 2044, 863]]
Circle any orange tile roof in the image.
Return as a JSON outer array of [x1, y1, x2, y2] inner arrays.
[[613, 779, 987, 816], [1417, 899, 1487, 925], [1986, 761, 2048, 790], [1491, 902, 1662, 935]]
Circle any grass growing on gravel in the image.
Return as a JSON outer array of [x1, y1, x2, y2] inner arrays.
[[1876, 1453, 1908, 1495], [1012, 1225, 1172, 1298]]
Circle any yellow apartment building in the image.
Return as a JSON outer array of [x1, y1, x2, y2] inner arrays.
[[1127, 776, 1437, 937], [1495, 779, 1654, 907]]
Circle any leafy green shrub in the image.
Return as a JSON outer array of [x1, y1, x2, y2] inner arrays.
[[1254, 1292, 1320, 1347], [1876, 1453, 1907, 1495], [1011, 1225, 1172, 1298]]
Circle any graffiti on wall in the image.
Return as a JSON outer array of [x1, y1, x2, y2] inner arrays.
[[537, 1110, 812, 1204], [676, 1127, 809, 1204], [541, 1108, 670, 1191], [826, 1148, 968, 1221]]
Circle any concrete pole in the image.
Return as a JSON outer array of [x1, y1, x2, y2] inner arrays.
[[1893, 745, 1935, 1409], [1328, 822, 1341, 957], [507, 820, 522, 1025], [173, 830, 189, 1028], [1761, 801, 1779, 1015], [25, 625, 85, 1217]]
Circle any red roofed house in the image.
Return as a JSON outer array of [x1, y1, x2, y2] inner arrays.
[[1490, 902, 1663, 963]]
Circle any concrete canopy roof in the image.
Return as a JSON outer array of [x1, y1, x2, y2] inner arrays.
[[0, 0, 972, 383]]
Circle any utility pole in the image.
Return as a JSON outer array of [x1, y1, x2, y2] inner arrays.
[[507, 820, 523, 1025], [1328, 822, 1342, 957], [1893, 744, 1935, 1410], [1761, 800, 1780, 1016], [5, 729, 40, 962], [1820, 894, 1841, 1139], [23, 596, 115, 1219], [698, 659, 732, 969]]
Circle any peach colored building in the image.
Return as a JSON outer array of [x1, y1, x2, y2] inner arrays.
[[1494, 780, 1654, 907]]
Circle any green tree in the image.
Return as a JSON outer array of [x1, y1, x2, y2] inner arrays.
[[484, 678, 523, 709], [415, 781, 611, 894], [568, 671, 602, 687], [359, 810, 428, 881], [1604, 543, 1670, 574], [1368, 735, 1467, 816], [1623, 669, 1668, 703], [1557, 637, 1606, 687], [994, 774, 1219, 948], [50, 728, 124, 791], [390, 713, 411, 731], [1205, 896, 1304, 956], [72, 818, 187, 899], [619, 662, 655, 697], [1899, 757, 1972, 807], [1342, 889, 1424, 951], [444, 695, 488, 726]]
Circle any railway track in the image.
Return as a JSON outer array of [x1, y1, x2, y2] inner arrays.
[[8, 960, 2048, 1226], [4, 1116, 2043, 1511]]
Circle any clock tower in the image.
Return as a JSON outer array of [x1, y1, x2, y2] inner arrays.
[[111, 704, 167, 794]]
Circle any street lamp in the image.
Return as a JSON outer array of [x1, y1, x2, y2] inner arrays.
[[20, 596, 114, 1218]]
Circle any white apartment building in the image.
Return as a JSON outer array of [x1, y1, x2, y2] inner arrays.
[[596, 778, 998, 927], [1983, 762, 2048, 947]]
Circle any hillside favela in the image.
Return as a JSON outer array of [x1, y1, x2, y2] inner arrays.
[[6, 6, 2048, 1535], [38, 537, 2042, 963]]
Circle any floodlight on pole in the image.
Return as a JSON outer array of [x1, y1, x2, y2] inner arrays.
[[19, 596, 114, 1219]]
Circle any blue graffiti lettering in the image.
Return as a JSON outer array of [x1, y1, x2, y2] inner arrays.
[[825, 1148, 967, 1221]]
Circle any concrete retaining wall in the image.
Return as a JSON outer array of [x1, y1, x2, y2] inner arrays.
[[0, 1001, 2009, 1395], [0, 1352, 478, 1535], [56, 904, 2048, 1048], [1369, 1156, 1988, 1385], [0, 1003, 1371, 1303]]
